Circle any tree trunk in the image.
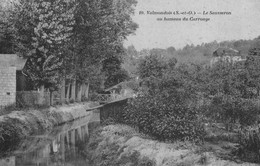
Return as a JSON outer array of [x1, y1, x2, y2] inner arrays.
[[85, 83, 89, 100], [50, 91, 53, 106], [81, 83, 86, 99], [66, 83, 71, 103], [60, 78, 66, 104], [70, 79, 76, 102], [77, 83, 82, 102], [100, 79, 105, 90]]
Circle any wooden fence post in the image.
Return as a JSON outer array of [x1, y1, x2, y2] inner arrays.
[[38, 85, 45, 105]]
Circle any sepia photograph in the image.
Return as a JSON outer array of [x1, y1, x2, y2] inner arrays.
[[1, 0, 260, 165]]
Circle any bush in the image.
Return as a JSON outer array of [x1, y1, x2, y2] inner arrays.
[[0, 104, 17, 116], [123, 90, 205, 142], [237, 125, 260, 163], [203, 96, 260, 127]]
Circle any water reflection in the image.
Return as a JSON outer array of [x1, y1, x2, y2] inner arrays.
[[0, 110, 100, 166]]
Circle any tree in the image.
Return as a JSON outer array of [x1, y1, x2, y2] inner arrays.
[[122, 45, 139, 78], [69, 0, 138, 90], [166, 46, 176, 55], [137, 53, 168, 79], [105, 68, 129, 88], [5, 0, 138, 96], [167, 57, 178, 70], [124, 61, 205, 141], [0, 1, 15, 53], [11, 0, 75, 90]]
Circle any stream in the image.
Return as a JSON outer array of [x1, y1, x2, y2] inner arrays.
[[0, 110, 100, 166]]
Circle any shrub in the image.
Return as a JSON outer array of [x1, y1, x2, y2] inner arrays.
[[0, 104, 17, 116], [203, 96, 260, 128], [236, 125, 260, 163], [123, 90, 205, 142]]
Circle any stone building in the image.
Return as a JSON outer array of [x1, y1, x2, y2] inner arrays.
[[210, 47, 246, 67], [0, 54, 27, 107]]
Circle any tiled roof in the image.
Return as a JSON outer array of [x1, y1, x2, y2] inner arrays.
[[0, 54, 27, 70], [213, 47, 239, 57]]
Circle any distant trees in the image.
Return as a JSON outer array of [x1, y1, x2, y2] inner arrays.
[[137, 51, 178, 80], [166, 46, 176, 55], [138, 54, 167, 79], [122, 45, 139, 78], [123, 38, 260, 67]]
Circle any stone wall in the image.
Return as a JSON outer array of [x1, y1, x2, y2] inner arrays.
[[0, 67, 16, 107]]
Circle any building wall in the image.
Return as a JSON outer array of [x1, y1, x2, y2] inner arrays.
[[210, 56, 246, 67], [0, 67, 16, 106]]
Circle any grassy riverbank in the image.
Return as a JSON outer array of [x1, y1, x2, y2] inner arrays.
[[86, 124, 259, 166], [0, 103, 94, 155]]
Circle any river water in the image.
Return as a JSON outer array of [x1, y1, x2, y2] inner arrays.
[[0, 110, 100, 166]]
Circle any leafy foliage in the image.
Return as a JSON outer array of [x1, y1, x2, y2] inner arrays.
[[1, 0, 138, 91], [125, 41, 260, 143], [245, 44, 260, 96], [64, 0, 138, 90], [123, 71, 205, 141], [237, 125, 260, 163], [137, 53, 175, 79], [122, 45, 140, 78], [10, 0, 75, 89], [203, 96, 260, 127], [196, 47, 260, 127], [0, 6, 15, 54]]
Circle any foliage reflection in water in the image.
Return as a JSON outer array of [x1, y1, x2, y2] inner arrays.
[[0, 114, 100, 166]]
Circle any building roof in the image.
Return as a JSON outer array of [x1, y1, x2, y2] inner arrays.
[[105, 80, 139, 92], [213, 47, 239, 57], [0, 54, 27, 70], [105, 82, 125, 92]]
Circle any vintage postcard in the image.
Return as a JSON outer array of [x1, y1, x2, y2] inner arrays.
[[1, 0, 260, 165]]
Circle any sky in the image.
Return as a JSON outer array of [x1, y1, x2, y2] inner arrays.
[[124, 0, 260, 51]]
